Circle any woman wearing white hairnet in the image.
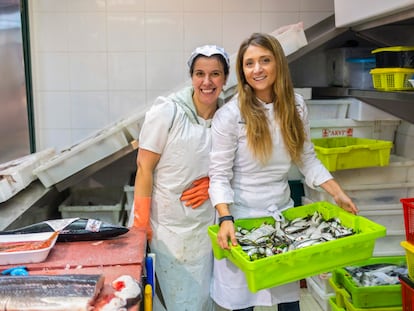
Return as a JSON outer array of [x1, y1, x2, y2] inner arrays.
[[131, 45, 230, 311]]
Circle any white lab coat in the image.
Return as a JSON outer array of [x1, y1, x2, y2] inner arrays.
[[138, 87, 219, 311], [208, 93, 333, 310]]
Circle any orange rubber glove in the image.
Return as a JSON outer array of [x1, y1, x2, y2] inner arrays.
[[180, 177, 209, 209], [133, 197, 152, 241]]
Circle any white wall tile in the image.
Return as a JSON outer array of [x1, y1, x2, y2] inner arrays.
[[300, 0, 334, 11], [67, 0, 106, 11], [108, 52, 146, 90], [70, 92, 109, 129], [222, 12, 261, 54], [145, 13, 184, 51], [32, 13, 69, 52], [183, 0, 222, 12], [108, 91, 147, 120], [107, 0, 145, 11], [146, 51, 185, 92], [262, 0, 300, 11], [261, 13, 300, 34], [223, 0, 261, 12], [107, 13, 146, 51], [31, 0, 68, 12], [69, 53, 108, 90], [183, 13, 223, 52], [145, 0, 183, 12], [38, 129, 72, 152], [35, 53, 70, 91], [67, 13, 106, 51], [37, 92, 71, 129]]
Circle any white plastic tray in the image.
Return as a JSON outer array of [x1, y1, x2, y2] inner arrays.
[[0, 232, 58, 265], [0, 148, 55, 203], [306, 99, 350, 120], [33, 123, 129, 188]]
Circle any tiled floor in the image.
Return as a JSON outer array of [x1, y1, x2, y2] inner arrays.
[[215, 287, 325, 311]]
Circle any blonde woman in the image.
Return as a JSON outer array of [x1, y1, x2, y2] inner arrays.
[[208, 33, 357, 311]]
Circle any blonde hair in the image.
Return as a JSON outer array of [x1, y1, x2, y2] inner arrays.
[[236, 32, 305, 165]]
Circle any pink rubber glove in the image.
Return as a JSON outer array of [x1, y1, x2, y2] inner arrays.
[[133, 197, 152, 241], [180, 177, 209, 209]]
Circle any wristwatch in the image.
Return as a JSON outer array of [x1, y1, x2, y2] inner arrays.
[[218, 215, 234, 226]]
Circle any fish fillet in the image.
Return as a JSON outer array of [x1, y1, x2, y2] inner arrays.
[[0, 274, 104, 311]]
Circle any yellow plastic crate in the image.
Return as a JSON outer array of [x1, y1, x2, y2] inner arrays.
[[208, 202, 386, 293], [370, 68, 414, 91], [401, 241, 414, 281], [312, 137, 393, 171]]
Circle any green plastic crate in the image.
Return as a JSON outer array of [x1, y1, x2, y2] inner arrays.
[[329, 296, 346, 311], [331, 256, 406, 308], [312, 137, 393, 171], [208, 201, 386, 293], [329, 277, 403, 311]]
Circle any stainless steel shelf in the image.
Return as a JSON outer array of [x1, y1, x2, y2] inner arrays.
[[0, 180, 58, 230], [312, 87, 414, 123]]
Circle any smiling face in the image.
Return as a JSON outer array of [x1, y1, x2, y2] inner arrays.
[[242, 45, 276, 103], [191, 55, 227, 109]]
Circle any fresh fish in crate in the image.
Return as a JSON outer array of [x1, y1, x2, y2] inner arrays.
[[0, 218, 129, 242], [0, 274, 104, 311], [345, 263, 408, 286], [236, 211, 355, 261]]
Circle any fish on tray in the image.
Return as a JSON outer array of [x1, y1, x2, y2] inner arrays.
[[236, 211, 355, 260], [0, 231, 58, 252], [0, 274, 104, 311], [345, 263, 408, 286], [0, 218, 129, 242]]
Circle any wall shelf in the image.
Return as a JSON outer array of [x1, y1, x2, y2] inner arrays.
[[312, 87, 414, 123]]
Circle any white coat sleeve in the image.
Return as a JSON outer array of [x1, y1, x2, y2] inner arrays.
[[138, 97, 175, 154], [208, 102, 239, 208], [295, 94, 333, 189]]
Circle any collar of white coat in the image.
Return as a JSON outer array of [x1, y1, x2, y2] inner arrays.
[[169, 86, 225, 125]]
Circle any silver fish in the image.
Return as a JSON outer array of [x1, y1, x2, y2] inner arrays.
[[0, 274, 104, 311]]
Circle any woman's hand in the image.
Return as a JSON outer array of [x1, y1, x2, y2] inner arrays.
[[217, 220, 238, 250], [333, 191, 359, 215], [320, 179, 359, 214], [180, 177, 209, 209]]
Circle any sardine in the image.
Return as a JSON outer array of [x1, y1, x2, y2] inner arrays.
[[236, 211, 356, 260], [0, 274, 104, 311], [345, 263, 408, 287], [0, 218, 129, 242]]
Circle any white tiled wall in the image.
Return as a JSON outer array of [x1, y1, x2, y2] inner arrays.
[[29, 0, 334, 151]]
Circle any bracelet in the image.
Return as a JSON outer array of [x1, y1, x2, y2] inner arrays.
[[218, 215, 234, 226]]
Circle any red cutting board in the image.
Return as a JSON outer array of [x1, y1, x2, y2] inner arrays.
[[1, 228, 146, 271]]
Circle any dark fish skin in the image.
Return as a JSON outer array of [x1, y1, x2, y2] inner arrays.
[[0, 218, 129, 242], [0, 274, 104, 311]]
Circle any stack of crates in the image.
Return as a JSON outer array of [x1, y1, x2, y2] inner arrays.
[[399, 198, 414, 310], [370, 46, 414, 91], [305, 273, 335, 311], [328, 256, 406, 311], [303, 154, 414, 257]]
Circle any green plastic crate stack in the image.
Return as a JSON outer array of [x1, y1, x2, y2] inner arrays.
[[329, 256, 406, 311]]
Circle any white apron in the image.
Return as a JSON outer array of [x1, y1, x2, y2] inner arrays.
[[138, 95, 216, 311]]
